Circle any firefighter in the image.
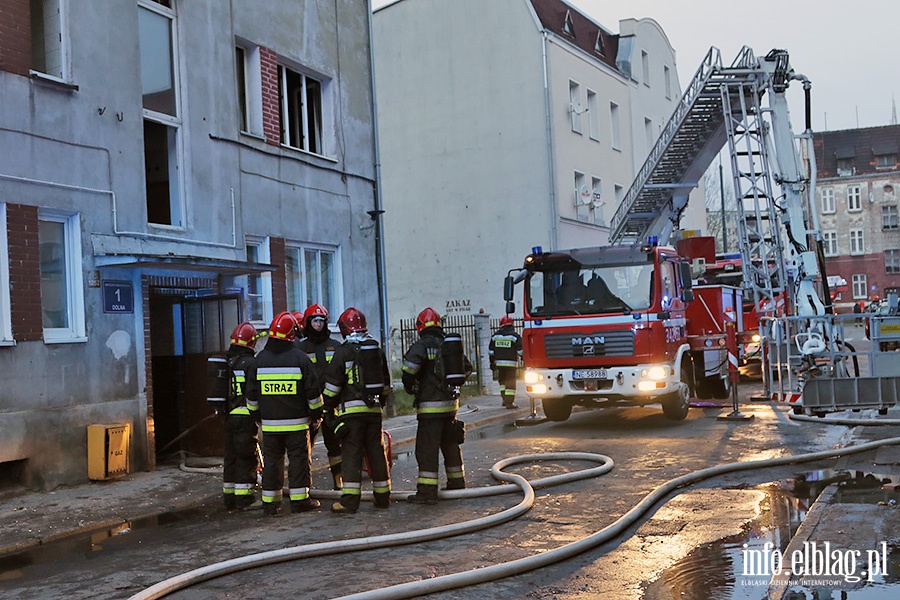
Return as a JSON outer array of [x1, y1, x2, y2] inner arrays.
[[247, 311, 323, 516], [322, 307, 392, 514], [294, 304, 344, 490], [221, 322, 260, 510], [402, 307, 473, 505], [489, 315, 522, 409]]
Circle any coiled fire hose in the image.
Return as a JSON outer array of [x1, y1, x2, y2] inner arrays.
[[131, 416, 900, 600]]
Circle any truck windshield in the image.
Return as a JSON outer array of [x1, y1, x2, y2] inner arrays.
[[526, 263, 653, 316]]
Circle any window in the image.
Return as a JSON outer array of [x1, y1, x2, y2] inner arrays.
[[664, 65, 671, 99], [285, 244, 340, 314], [852, 274, 867, 299], [594, 31, 604, 55], [837, 158, 853, 176], [562, 10, 574, 37], [644, 117, 654, 152], [821, 188, 835, 214], [0, 205, 12, 344], [236, 43, 263, 136], [822, 230, 838, 256], [847, 185, 861, 211], [876, 154, 896, 169], [614, 184, 625, 204], [30, 0, 67, 81], [849, 229, 865, 255], [246, 239, 272, 326], [279, 65, 324, 155], [591, 176, 604, 225], [39, 210, 85, 342], [883, 205, 899, 229], [587, 89, 599, 140], [887, 249, 900, 274], [641, 50, 650, 87], [569, 80, 582, 134], [573, 171, 586, 208], [610, 102, 621, 150], [140, 1, 183, 227]]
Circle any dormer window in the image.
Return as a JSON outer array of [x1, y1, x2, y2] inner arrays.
[[563, 10, 575, 37], [836, 158, 854, 177], [594, 31, 604, 54], [876, 153, 896, 169]]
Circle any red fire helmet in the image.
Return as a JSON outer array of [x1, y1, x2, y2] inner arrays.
[[338, 307, 367, 337], [415, 307, 442, 333]]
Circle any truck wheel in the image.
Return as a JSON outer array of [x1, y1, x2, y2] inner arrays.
[[541, 398, 573, 422], [710, 377, 730, 400], [694, 378, 712, 400], [662, 366, 691, 420]]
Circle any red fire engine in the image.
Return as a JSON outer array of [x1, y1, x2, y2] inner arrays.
[[503, 238, 741, 421]]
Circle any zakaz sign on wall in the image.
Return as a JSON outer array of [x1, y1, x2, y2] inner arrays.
[[102, 280, 134, 314]]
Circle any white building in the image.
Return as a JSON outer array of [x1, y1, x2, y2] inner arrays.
[[0, 0, 382, 489], [373, 0, 705, 353]]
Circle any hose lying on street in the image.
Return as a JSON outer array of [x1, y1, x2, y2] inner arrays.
[[130, 415, 900, 600]]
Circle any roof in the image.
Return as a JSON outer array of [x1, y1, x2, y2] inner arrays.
[[529, 0, 619, 71], [812, 124, 900, 177]]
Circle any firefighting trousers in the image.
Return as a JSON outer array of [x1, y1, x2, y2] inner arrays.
[[261, 430, 312, 507], [310, 412, 342, 476], [339, 414, 390, 510], [497, 367, 518, 406], [223, 412, 258, 507], [414, 415, 465, 496]]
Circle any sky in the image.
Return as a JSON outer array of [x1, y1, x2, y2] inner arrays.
[[373, 0, 899, 133]]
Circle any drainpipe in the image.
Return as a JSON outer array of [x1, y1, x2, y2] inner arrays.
[[542, 31, 559, 251], [367, 1, 390, 351]]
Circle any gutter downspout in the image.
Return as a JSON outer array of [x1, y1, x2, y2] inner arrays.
[[368, 1, 390, 351], [542, 31, 559, 251]]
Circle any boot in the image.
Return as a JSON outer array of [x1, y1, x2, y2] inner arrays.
[[444, 479, 466, 490], [373, 492, 391, 509], [332, 472, 343, 491], [331, 501, 358, 514], [407, 484, 438, 505], [238, 499, 264, 511], [291, 498, 321, 513], [223, 494, 236, 510], [263, 502, 281, 516]]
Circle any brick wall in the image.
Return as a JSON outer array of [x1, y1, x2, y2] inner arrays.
[[260, 46, 281, 146], [0, 0, 31, 76], [270, 237, 286, 312], [6, 204, 43, 341]]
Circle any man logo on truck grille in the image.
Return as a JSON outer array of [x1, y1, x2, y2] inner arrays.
[[572, 336, 605, 357]]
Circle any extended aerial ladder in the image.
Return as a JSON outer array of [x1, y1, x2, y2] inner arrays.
[[609, 46, 900, 413]]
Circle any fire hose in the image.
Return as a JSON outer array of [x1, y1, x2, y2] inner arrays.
[[131, 417, 900, 600]]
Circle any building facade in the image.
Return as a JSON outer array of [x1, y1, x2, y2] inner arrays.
[[373, 0, 705, 360], [0, 0, 383, 489], [813, 125, 900, 309]]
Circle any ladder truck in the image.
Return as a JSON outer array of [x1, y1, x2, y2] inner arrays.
[[504, 46, 900, 421]]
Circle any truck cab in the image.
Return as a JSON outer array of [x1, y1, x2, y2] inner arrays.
[[508, 241, 696, 421]]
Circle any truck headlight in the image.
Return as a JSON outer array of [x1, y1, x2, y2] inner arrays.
[[524, 371, 543, 384], [641, 366, 668, 380], [751, 333, 761, 343], [527, 383, 548, 394]]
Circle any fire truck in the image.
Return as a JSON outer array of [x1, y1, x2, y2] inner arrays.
[[505, 46, 900, 420], [503, 239, 740, 421]]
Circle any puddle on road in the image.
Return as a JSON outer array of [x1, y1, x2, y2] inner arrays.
[[0, 506, 210, 581], [648, 471, 900, 599]]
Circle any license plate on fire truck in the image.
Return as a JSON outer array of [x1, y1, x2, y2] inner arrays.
[[572, 369, 607, 380]]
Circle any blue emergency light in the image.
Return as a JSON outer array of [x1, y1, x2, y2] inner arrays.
[[647, 236, 659, 246], [532, 246, 543, 254]]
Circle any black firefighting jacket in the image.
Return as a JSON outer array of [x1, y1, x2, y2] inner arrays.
[[247, 338, 323, 434], [401, 327, 472, 418], [322, 336, 391, 419]]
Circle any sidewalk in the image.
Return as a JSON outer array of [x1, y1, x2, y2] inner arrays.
[[0, 396, 530, 558]]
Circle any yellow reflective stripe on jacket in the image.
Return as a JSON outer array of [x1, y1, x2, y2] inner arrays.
[[335, 399, 382, 417], [229, 406, 251, 416], [260, 417, 310, 432], [415, 400, 458, 414]]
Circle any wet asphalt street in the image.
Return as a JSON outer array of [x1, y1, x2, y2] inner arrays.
[[8, 376, 894, 600]]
